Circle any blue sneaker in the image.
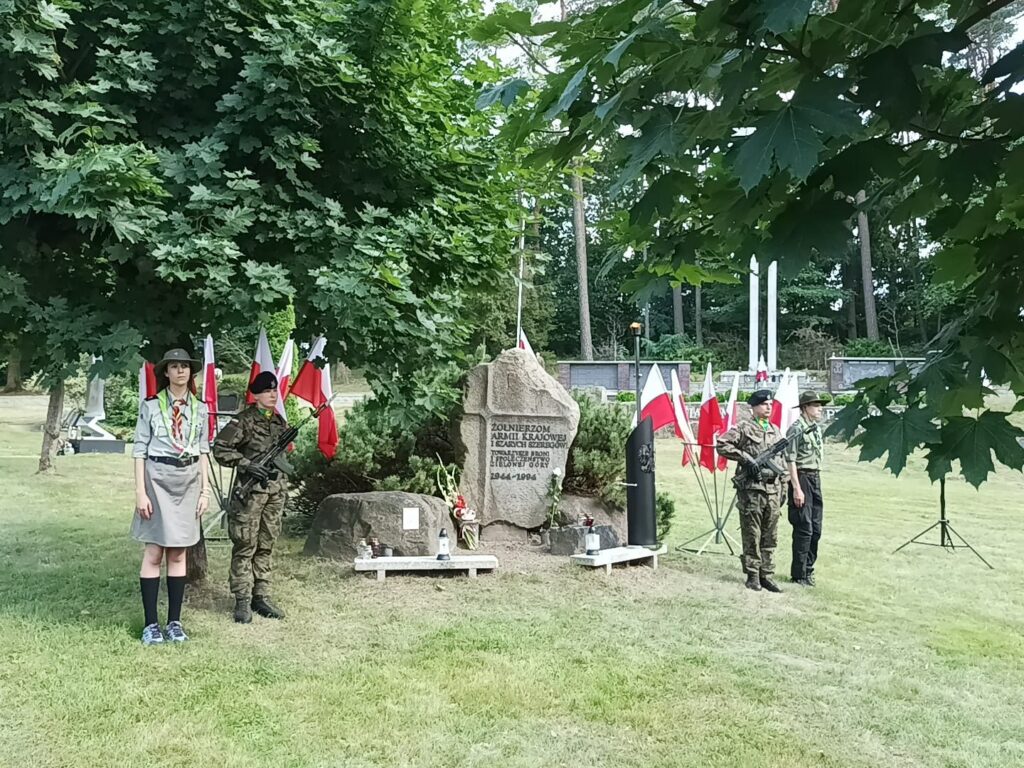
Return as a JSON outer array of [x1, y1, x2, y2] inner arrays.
[[141, 623, 165, 646], [164, 621, 189, 643]]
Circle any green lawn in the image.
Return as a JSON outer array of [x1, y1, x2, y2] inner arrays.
[[2, 395, 1023, 768]]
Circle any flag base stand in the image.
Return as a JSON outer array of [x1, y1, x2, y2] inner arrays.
[[676, 493, 739, 556], [893, 478, 993, 569], [202, 459, 235, 542]]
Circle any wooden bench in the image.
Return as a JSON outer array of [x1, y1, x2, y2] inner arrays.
[[570, 545, 667, 575], [354, 555, 499, 582]]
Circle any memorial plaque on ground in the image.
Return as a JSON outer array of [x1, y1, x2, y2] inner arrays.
[[460, 349, 580, 532]]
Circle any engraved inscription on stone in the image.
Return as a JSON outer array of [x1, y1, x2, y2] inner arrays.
[[459, 349, 580, 531]]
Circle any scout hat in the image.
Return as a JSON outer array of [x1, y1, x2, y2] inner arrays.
[[796, 391, 831, 407], [249, 371, 278, 394], [154, 348, 201, 378], [747, 389, 773, 406]]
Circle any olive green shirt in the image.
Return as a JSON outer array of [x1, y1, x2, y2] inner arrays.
[[717, 416, 785, 493], [133, 391, 211, 459], [785, 416, 824, 470]]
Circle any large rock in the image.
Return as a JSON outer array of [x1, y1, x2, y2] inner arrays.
[[558, 494, 628, 545], [459, 349, 580, 531], [303, 492, 452, 560]]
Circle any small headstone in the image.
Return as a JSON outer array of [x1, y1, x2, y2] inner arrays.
[[558, 495, 627, 545], [460, 349, 581, 531], [548, 524, 619, 556]]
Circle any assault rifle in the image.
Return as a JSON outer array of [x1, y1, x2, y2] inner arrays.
[[232, 396, 337, 503], [732, 422, 815, 490]]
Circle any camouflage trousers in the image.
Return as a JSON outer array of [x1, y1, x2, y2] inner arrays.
[[737, 488, 783, 577], [228, 489, 286, 599]]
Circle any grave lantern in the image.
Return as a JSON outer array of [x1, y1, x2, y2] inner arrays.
[[585, 525, 601, 556], [437, 528, 451, 561]]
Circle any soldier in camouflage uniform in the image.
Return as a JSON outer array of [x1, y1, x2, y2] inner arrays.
[[213, 371, 290, 623], [717, 390, 785, 593]]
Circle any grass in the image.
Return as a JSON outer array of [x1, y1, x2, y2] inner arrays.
[[2, 395, 1023, 768]]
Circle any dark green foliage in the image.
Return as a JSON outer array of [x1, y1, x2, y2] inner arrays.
[[844, 338, 898, 358], [655, 491, 675, 542], [288, 398, 456, 526], [0, 0, 519, 433], [564, 391, 633, 505], [642, 334, 719, 370], [482, 0, 1024, 486]]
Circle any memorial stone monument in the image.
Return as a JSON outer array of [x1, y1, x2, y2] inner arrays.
[[459, 349, 580, 538]]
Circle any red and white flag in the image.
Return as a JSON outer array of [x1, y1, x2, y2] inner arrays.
[[518, 330, 534, 356], [137, 362, 157, 409], [631, 363, 675, 432], [755, 355, 770, 384], [670, 369, 698, 466], [770, 368, 799, 433], [246, 328, 276, 405], [288, 336, 339, 459], [697, 363, 724, 472], [274, 339, 295, 422], [718, 372, 741, 470], [201, 335, 218, 441]]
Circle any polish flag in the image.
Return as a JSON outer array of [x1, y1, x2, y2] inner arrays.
[[670, 369, 698, 466], [770, 368, 800, 433], [630, 363, 675, 432], [201, 335, 218, 440], [137, 362, 158, 409], [697, 363, 724, 472], [718, 372, 741, 470], [755, 355, 770, 383], [518, 330, 534, 356], [274, 339, 295, 421], [246, 328, 276, 405], [288, 336, 339, 459]]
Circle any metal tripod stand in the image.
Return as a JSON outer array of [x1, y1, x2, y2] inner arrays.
[[676, 490, 740, 556], [893, 477, 993, 569]]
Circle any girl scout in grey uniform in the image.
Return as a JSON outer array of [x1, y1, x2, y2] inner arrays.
[[132, 348, 211, 645]]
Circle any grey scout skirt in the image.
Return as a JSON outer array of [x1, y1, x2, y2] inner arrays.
[[130, 458, 201, 548]]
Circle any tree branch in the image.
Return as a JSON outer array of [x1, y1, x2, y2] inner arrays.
[[510, 34, 555, 75], [956, 0, 1019, 33]]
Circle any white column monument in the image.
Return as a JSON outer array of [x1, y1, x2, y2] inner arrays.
[[748, 256, 759, 372], [767, 261, 778, 372]]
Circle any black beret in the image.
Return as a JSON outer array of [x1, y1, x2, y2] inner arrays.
[[249, 371, 278, 394], [747, 389, 773, 407]]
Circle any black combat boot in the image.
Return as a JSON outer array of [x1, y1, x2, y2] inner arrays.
[[745, 573, 762, 591], [234, 597, 252, 624], [760, 575, 783, 593], [251, 596, 285, 619]]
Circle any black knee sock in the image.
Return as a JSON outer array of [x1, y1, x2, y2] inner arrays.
[[140, 577, 160, 627], [166, 576, 186, 624]]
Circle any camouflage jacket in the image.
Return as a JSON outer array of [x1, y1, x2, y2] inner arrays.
[[213, 405, 289, 494], [716, 416, 785, 493]]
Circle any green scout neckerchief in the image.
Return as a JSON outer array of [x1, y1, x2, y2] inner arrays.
[[157, 389, 199, 456]]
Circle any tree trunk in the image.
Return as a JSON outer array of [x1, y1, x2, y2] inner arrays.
[[672, 285, 685, 336], [695, 285, 703, 346], [571, 171, 594, 360], [187, 528, 209, 584], [37, 380, 65, 474], [856, 189, 880, 341], [4, 346, 23, 392], [843, 258, 858, 340]]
